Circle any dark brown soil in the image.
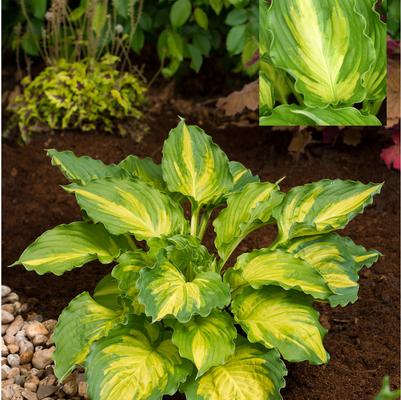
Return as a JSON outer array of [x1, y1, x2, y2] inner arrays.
[[2, 121, 400, 399]]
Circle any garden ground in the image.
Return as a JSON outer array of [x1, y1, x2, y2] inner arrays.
[[2, 120, 400, 399]]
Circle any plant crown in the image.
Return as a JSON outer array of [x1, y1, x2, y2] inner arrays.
[[13, 119, 383, 400]]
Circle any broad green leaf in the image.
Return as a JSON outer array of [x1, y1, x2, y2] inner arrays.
[[170, 0, 191, 28], [231, 248, 332, 299], [32, 0, 47, 19], [118, 155, 166, 191], [232, 287, 329, 364], [225, 9, 248, 26], [260, 105, 382, 126], [93, 274, 121, 310], [64, 178, 188, 240], [185, 343, 287, 400], [47, 149, 128, 184], [53, 292, 124, 381], [194, 8, 208, 30], [137, 259, 230, 323], [188, 44, 203, 73], [266, 0, 375, 107], [86, 318, 191, 400], [92, 2, 107, 36], [162, 120, 233, 206], [167, 30, 185, 61], [355, 0, 387, 101], [281, 233, 380, 307], [112, 250, 151, 314], [226, 24, 247, 55], [228, 161, 260, 192], [113, 0, 129, 18], [214, 182, 284, 262], [209, 0, 223, 15], [274, 179, 383, 243], [12, 222, 127, 275], [170, 311, 237, 377]]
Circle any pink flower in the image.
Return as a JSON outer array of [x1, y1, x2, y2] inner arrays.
[[381, 127, 400, 171]]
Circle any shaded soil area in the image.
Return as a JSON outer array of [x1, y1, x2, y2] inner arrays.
[[2, 121, 400, 399]]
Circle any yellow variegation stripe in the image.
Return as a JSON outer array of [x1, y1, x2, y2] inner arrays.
[[64, 178, 187, 240], [275, 179, 382, 243], [12, 222, 124, 275], [228, 161, 259, 192], [170, 311, 236, 377], [93, 274, 121, 310], [86, 320, 191, 400], [232, 286, 329, 364], [53, 292, 124, 381], [137, 260, 230, 323], [232, 248, 332, 299], [282, 233, 380, 306], [266, 0, 375, 107], [162, 120, 233, 205], [214, 182, 284, 262], [187, 344, 286, 400]]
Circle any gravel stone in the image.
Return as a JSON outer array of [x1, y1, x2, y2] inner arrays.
[[25, 323, 48, 341], [32, 348, 54, 370], [24, 375, 40, 392], [7, 354, 20, 368], [2, 311, 15, 324], [2, 286, 12, 297], [7, 316, 25, 337], [21, 389, 38, 400], [32, 336, 47, 347], [8, 344, 19, 354]]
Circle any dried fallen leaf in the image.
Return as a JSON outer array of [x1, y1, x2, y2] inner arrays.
[[216, 80, 258, 116], [343, 129, 362, 146], [387, 58, 400, 127], [288, 129, 314, 159]]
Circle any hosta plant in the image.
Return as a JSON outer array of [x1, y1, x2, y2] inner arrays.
[[259, 0, 387, 126], [7, 55, 146, 142], [13, 120, 383, 399]]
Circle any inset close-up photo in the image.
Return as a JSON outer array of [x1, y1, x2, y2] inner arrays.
[[259, 0, 387, 126]]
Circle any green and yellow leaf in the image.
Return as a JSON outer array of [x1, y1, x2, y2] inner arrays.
[[170, 311, 237, 377], [47, 149, 128, 184], [162, 119, 233, 206], [231, 248, 332, 299], [228, 161, 260, 193], [86, 317, 191, 400], [274, 179, 382, 243], [112, 250, 151, 314], [137, 259, 230, 323], [185, 343, 287, 400], [265, 0, 375, 107], [232, 286, 329, 364], [281, 233, 380, 306], [118, 155, 166, 192], [64, 178, 188, 240], [53, 292, 124, 381], [12, 222, 127, 275], [93, 274, 121, 311], [214, 182, 284, 262]]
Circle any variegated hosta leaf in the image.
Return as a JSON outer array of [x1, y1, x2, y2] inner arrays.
[[228, 161, 260, 193], [232, 286, 329, 364], [86, 317, 192, 400], [112, 250, 151, 314], [47, 149, 128, 184], [118, 155, 166, 192], [266, 0, 375, 107], [274, 179, 383, 244], [355, 0, 387, 101], [281, 233, 380, 307], [137, 259, 230, 323], [231, 248, 332, 299], [185, 343, 287, 400], [259, 104, 382, 126], [214, 182, 284, 262], [93, 274, 121, 311], [64, 178, 188, 240], [170, 311, 237, 377], [12, 222, 128, 275], [259, 72, 275, 115], [162, 119, 233, 206], [53, 292, 125, 381]]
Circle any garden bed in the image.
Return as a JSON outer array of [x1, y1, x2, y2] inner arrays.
[[2, 121, 400, 399]]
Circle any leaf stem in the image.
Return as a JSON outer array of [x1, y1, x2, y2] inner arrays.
[[198, 207, 213, 241], [190, 204, 201, 237]]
